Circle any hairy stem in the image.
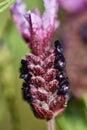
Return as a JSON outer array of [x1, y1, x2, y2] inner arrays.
[[47, 117, 55, 130]]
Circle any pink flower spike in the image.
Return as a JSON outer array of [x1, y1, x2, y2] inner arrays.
[[59, 0, 87, 13], [11, 0, 70, 124], [10, 0, 59, 55]]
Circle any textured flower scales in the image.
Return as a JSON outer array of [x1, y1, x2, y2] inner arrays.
[[20, 40, 69, 120]]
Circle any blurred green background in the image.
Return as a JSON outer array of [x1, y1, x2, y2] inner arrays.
[[0, 0, 87, 130]]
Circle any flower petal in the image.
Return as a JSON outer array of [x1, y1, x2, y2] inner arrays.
[[43, 0, 59, 26], [10, 0, 30, 42], [42, 0, 59, 47], [11, 0, 59, 55]]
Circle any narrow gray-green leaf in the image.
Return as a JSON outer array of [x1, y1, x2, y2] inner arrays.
[[0, 0, 14, 12]]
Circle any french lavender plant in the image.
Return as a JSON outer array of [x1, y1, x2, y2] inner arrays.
[[10, 0, 70, 130]]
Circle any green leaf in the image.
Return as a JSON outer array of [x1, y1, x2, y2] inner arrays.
[[56, 98, 87, 130], [0, 0, 14, 12]]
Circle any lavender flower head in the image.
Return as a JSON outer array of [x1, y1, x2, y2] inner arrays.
[[10, 0, 69, 120]]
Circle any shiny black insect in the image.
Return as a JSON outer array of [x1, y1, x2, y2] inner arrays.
[[20, 59, 32, 103], [57, 78, 69, 95], [54, 40, 63, 53], [54, 40, 69, 95], [22, 82, 32, 102], [54, 40, 66, 71], [20, 59, 32, 82]]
